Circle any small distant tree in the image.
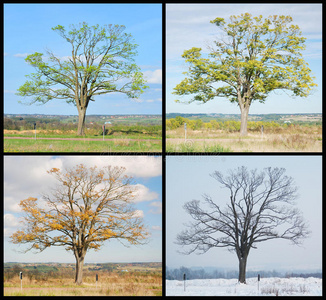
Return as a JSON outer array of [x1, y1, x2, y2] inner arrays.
[[16, 22, 148, 135], [173, 13, 317, 136], [10, 164, 149, 285], [176, 166, 310, 283]]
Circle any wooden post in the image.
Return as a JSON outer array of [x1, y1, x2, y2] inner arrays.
[[258, 274, 260, 292], [20, 272, 23, 291], [183, 273, 186, 292]]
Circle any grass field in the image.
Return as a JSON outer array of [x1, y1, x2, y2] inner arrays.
[[4, 130, 162, 152], [4, 264, 162, 296], [4, 272, 162, 296], [166, 125, 322, 152]]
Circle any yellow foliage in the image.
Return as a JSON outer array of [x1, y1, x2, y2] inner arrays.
[[48, 168, 60, 173], [49, 223, 63, 230]]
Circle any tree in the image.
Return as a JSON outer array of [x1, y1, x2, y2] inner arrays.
[[16, 22, 148, 135], [10, 164, 149, 284], [176, 166, 310, 283], [173, 13, 317, 136]]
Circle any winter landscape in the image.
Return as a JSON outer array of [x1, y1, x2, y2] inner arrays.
[[166, 277, 322, 296]]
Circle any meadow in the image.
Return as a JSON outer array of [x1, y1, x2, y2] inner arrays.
[[3, 115, 162, 152], [4, 128, 161, 153], [166, 120, 322, 152], [3, 263, 162, 296]]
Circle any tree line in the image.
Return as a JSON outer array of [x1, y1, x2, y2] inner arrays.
[[166, 116, 299, 133], [166, 266, 322, 280], [3, 117, 161, 136]]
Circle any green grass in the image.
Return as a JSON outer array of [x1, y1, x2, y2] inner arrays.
[[4, 139, 162, 152], [166, 140, 232, 152], [3, 133, 161, 140]]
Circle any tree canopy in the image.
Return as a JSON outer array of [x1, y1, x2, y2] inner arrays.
[[173, 13, 317, 135], [10, 164, 149, 284], [16, 22, 148, 135]]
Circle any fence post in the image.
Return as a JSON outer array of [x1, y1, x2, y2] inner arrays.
[[258, 274, 260, 293], [183, 273, 186, 292], [20, 272, 23, 291]]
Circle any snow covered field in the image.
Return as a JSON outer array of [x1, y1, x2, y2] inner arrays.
[[166, 277, 322, 296]]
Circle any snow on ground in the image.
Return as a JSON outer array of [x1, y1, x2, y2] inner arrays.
[[166, 277, 322, 296]]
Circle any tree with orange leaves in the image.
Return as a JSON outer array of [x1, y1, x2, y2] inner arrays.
[[10, 164, 149, 285]]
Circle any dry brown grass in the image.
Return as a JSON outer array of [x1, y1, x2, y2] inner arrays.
[[4, 271, 162, 296], [166, 125, 322, 152]]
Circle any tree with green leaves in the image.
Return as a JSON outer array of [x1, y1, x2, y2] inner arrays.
[[173, 13, 317, 136], [17, 22, 148, 135]]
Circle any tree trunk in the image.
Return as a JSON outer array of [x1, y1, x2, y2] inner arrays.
[[75, 255, 85, 285], [238, 256, 248, 283], [77, 107, 87, 136], [239, 105, 250, 137]]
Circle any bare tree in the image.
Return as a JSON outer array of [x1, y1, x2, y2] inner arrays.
[[176, 166, 310, 283]]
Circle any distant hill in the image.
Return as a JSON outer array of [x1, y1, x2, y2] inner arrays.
[[166, 113, 322, 123], [4, 114, 162, 126]]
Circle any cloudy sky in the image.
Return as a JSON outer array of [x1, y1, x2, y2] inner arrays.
[[166, 3, 322, 114], [4, 156, 162, 263], [4, 3, 162, 115], [166, 155, 322, 272]]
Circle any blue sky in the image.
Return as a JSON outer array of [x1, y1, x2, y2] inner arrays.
[[166, 3, 322, 114], [4, 156, 162, 263], [166, 155, 322, 272], [4, 3, 162, 115]]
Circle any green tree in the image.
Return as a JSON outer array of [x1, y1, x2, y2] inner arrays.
[[17, 22, 148, 135], [173, 13, 317, 136]]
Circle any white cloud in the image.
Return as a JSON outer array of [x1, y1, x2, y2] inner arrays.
[[149, 201, 162, 214], [4, 214, 20, 228], [151, 225, 162, 231], [4, 156, 62, 213], [55, 156, 162, 178], [132, 210, 144, 219], [4, 156, 161, 214], [143, 69, 162, 84], [4, 214, 21, 237], [14, 53, 30, 58], [133, 184, 159, 203], [136, 98, 162, 103]]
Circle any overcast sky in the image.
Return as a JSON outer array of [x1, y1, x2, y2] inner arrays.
[[166, 155, 322, 272], [166, 3, 322, 114], [4, 3, 162, 115], [4, 156, 162, 263]]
